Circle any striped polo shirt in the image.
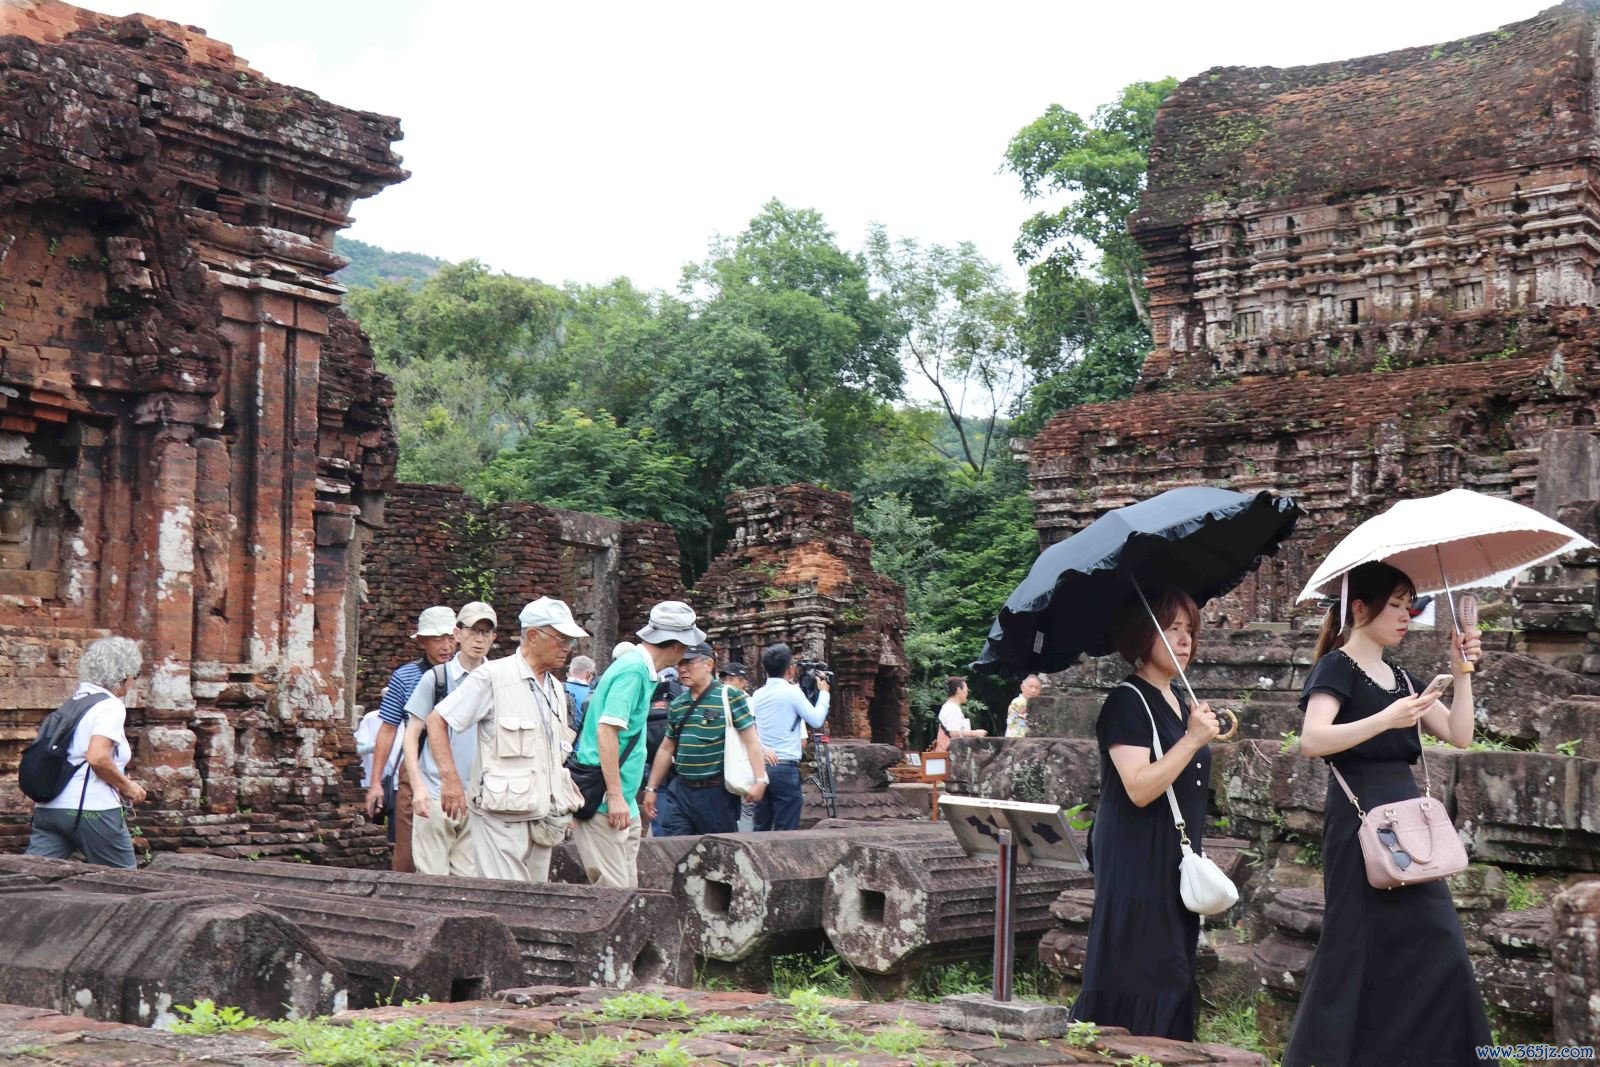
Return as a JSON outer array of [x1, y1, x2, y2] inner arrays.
[[667, 682, 754, 780]]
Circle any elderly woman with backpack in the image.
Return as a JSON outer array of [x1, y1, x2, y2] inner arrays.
[[21, 636, 146, 867]]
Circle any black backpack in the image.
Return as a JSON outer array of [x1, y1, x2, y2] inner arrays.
[[18, 691, 109, 804]]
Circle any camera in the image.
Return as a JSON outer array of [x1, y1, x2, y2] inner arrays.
[[796, 660, 833, 704]]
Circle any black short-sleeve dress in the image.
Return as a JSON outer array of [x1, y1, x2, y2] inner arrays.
[[1070, 675, 1212, 1040], [1281, 649, 1492, 1066]]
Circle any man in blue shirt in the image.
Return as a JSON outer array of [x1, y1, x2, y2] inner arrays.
[[363, 605, 457, 871], [750, 642, 830, 832]]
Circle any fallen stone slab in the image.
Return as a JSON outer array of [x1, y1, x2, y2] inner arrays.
[[0, 888, 345, 1025], [0, 855, 96, 883], [1453, 751, 1600, 869], [549, 834, 701, 891], [1553, 881, 1600, 1046], [676, 826, 954, 962], [61, 868, 522, 1009], [150, 852, 690, 988], [823, 837, 1092, 974], [1474, 908, 1555, 1022], [0, 873, 54, 895]]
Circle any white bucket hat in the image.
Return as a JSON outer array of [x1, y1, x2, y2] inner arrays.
[[518, 596, 589, 638], [635, 600, 706, 646], [413, 605, 458, 638]]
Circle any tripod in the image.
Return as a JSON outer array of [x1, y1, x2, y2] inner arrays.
[[806, 728, 838, 820]]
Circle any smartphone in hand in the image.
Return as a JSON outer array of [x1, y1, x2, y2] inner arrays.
[[1421, 673, 1454, 701]]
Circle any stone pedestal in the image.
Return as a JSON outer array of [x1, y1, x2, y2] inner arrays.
[[938, 993, 1072, 1040]]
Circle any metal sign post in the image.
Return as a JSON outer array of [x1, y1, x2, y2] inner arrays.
[[993, 829, 1016, 1002], [936, 794, 1083, 1039]]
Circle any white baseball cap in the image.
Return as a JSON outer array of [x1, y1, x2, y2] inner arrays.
[[519, 597, 589, 638], [456, 601, 498, 629], [412, 605, 457, 638]]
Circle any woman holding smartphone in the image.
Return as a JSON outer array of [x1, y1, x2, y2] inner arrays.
[[1281, 560, 1492, 1065]]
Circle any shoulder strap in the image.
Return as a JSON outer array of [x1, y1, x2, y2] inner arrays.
[[1115, 682, 1192, 848], [430, 663, 450, 707], [1328, 666, 1432, 814], [50, 692, 109, 747]]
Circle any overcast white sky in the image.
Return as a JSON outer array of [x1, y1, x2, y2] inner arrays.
[[80, 0, 1550, 293]]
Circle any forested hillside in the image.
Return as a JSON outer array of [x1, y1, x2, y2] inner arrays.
[[335, 236, 448, 289], [342, 81, 1172, 741]]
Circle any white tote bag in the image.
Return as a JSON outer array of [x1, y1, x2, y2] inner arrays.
[[721, 685, 756, 797], [1117, 683, 1238, 916]]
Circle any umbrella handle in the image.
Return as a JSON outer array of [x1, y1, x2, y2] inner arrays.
[[1215, 707, 1239, 742]]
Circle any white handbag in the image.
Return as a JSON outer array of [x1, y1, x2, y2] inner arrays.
[[1117, 683, 1239, 917], [721, 685, 756, 797]]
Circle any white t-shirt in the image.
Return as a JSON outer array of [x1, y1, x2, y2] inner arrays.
[[40, 683, 129, 812], [355, 709, 402, 789], [938, 700, 971, 736], [404, 656, 479, 798]]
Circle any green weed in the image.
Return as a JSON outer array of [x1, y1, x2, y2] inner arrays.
[[1196, 995, 1268, 1053], [1503, 870, 1545, 911], [633, 1034, 696, 1067], [770, 949, 855, 998], [167, 999, 262, 1035], [526, 1033, 631, 1067], [592, 991, 691, 1022], [1065, 1018, 1100, 1047], [687, 1012, 766, 1036]]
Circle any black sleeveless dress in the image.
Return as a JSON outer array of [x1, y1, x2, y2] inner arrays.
[[1071, 675, 1212, 1040], [1282, 650, 1492, 1067]]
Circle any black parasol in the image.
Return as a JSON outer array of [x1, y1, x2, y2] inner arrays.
[[972, 486, 1302, 678]]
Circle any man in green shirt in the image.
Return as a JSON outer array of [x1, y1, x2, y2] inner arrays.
[[642, 643, 766, 835], [571, 601, 701, 888]]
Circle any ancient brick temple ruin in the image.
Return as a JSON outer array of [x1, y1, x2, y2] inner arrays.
[[1027, 0, 1600, 629], [0, 0, 404, 858], [357, 484, 685, 710], [362, 482, 910, 746], [694, 485, 909, 746]]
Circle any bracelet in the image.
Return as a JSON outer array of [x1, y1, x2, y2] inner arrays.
[[643, 786, 657, 793], [755, 777, 769, 785]]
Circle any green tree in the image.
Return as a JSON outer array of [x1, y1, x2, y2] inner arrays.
[[346, 261, 568, 482], [644, 306, 829, 571], [549, 278, 676, 427], [681, 200, 905, 481], [473, 409, 703, 534], [865, 228, 1025, 476], [1003, 78, 1177, 432]]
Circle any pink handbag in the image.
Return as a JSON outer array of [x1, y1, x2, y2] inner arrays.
[[1327, 675, 1468, 889]]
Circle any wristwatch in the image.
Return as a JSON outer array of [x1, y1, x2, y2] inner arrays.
[[643, 786, 657, 793], [756, 776, 769, 785]]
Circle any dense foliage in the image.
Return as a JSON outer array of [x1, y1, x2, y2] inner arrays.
[[345, 84, 1164, 740]]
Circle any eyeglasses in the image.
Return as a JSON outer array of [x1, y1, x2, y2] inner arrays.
[[1375, 825, 1412, 870], [536, 629, 578, 649]]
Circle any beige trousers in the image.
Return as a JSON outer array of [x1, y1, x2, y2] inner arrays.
[[409, 793, 476, 877], [571, 813, 642, 888], [469, 810, 554, 882]]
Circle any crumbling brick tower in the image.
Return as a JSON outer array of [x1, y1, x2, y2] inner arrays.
[[1026, 0, 1600, 628], [0, 0, 405, 858], [694, 485, 910, 746]]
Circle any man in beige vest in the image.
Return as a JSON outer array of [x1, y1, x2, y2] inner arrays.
[[429, 597, 588, 881]]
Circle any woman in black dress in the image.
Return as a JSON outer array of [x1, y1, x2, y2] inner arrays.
[[1071, 589, 1220, 1040], [1283, 561, 1492, 1066]]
